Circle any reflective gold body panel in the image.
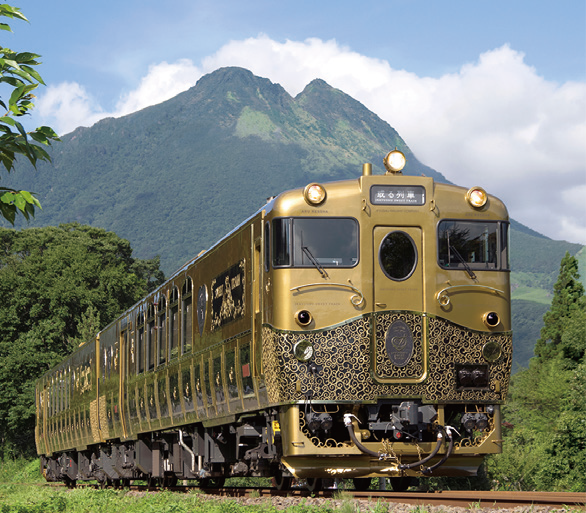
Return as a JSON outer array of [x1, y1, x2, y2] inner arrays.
[[35, 164, 511, 480]]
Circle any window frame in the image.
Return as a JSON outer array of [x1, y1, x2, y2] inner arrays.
[[437, 219, 510, 272], [272, 216, 360, 269]]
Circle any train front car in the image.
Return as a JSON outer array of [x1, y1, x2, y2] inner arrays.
[[263, 151, 512, 489]]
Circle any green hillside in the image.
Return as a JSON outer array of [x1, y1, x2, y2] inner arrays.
[[2, 67, 582, 370], [3, 68, 445, 273]]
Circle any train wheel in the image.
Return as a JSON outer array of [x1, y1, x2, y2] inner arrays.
[[352, 478, 371, 491], [389, 476, 411, 492], [305, 478, 322, 493], [200, 477, 225, 488], [63, 476, 77, 489], [163, 476, 178, 488], [272, 471, 292, 491]]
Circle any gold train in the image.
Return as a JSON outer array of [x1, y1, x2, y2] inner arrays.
[[35, 150, 512, 491]]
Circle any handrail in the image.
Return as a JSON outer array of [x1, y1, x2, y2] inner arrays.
[[290, 280, 365, 307], [436, 284, 505, 306]]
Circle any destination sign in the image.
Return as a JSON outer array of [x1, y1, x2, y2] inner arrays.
[[370, 185, 426, 206]]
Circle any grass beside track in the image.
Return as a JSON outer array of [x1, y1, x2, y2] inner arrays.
[[0, 458, 394, 513]]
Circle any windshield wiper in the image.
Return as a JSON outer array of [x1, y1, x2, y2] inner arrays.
[[302, 246, 329, 278], [450, 245, 477, 280]]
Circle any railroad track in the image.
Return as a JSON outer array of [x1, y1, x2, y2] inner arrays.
[[207, 487, 585, 509], [32, 482, 586, 509]]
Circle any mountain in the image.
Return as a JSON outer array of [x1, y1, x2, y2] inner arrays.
[[2, 67, 583, 368], [4, 67, 444, 271]]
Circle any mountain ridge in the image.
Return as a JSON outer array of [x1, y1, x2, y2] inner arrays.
[[2, 66, 583, 367]]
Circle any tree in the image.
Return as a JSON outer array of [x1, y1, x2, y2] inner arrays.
[[534, 252, 585, 361], [0, 224, 165, 456], [487, 252, 586, 491], [0, 4, 59, 224]]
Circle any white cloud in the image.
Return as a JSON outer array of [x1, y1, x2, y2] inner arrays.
[[36, 82, 106, 135], [36, 36, 586, 244], [114, 59, 203, 116], [37, 60, 204, 135]]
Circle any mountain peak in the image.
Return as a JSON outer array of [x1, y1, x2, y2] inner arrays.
[[188, 66, 292, 109]]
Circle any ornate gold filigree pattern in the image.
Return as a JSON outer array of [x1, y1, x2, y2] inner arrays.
[[262, 313, 512, 404]]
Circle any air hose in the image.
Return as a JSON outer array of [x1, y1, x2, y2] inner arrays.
[[343, 413, 446, 468], [343, 414, 381, 458], [421, 427, 454, 474]]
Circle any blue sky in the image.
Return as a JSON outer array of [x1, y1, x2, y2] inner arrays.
[[3, 0, 586, 244]]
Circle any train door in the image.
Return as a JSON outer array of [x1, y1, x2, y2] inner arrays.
[[373, 226, 423, 312], [372, 226, 426, 382]]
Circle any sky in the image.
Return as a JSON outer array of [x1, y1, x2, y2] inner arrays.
[[4, 0, 586, 244]]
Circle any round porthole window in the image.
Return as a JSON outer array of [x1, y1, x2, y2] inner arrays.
[[379, 231, 418, 281]]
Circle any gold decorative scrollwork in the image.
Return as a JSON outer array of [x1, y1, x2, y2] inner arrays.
[[262, 313, 512, 405]]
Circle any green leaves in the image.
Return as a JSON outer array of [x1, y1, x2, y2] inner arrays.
[[0, 224, 165, 456], [0, 187, 41, 224], [0, 4, 59, 224]]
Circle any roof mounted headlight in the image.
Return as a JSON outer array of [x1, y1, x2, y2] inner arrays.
[[304, 183, 326, 206], [383, 149, 406, 174], [466, 186, 488, 208]]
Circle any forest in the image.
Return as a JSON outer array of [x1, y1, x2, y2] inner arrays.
[[0, 224, 164, 454], [486, 252, 585, 491]]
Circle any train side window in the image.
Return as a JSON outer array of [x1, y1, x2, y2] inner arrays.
[[137, 309, 145, 374], [273, 218, 291, 266], [239, 344, 255, 397], [103, 347, 108, 381], [126, 329, 134, 377], [158, 295, 167, 366], [50, 378, 54, 416], [147, 303, 155, 371], [169, 287, 179, 360], [501, 222, 510, 270], [264, 221, 270, 272], [204, 358, 213, 407], [182, 278, 193, 354], [58, 371, 63, 412]]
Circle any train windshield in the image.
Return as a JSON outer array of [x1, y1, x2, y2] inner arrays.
[[438, 220, 509, 271], [273, 217, 359, 268]]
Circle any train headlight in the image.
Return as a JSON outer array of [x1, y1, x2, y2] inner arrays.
[[483, 311, 500, 328], [295, 310, 313, 327], [293, 339, 314, 362], [475, 413, 489, 431], [383, 149, 406, 173], [461, 412, 477, 432], [456, 364, 489, 389], [458, 368, 473, 387], [466, 186, 488, 208], [304, 183, 326, 206]]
